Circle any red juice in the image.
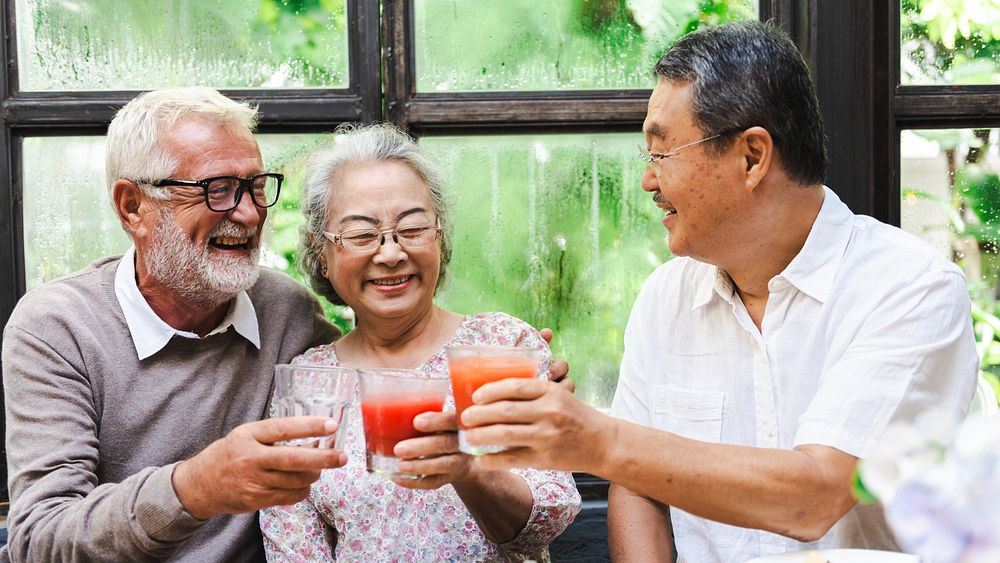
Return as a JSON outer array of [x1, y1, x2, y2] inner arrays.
[[448, 355, 537, 430], [361, 396, 445, 456]]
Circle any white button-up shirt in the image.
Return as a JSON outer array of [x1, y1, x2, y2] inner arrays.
[[114, 246, 261, 360], [611, 187, 978, 562]]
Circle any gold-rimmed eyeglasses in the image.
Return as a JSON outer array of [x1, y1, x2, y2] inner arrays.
[[323, 223, 441, 253]]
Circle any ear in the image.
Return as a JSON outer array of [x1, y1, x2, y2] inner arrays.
[[737, 126, 773, 192], [112, 179, 152, 237]]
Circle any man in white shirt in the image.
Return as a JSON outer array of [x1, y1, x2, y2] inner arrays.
[[461, 21, 979, 562]]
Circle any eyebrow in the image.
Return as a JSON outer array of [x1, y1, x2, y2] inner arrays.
[[338, 207, 429, 227], [644, 123, 668, 140]]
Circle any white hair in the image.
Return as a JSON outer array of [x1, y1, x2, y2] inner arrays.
[[105, 87, 259, 201]]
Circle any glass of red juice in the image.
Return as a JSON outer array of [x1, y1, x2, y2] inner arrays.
[[357, 368, 450, 478], [445, 346, 544, 455]]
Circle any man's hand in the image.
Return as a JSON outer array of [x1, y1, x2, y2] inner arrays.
[[460, 378, 616, 474], [172, 416, 347, 520], [539, 327, 575, 393], [391, 411, 474, 489]]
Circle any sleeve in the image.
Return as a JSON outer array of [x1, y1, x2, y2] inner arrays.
[[610, 279, 655, 426], [260, 500, 336, 563], [794, 267, 979, 457], [2, 324, 205, 563]]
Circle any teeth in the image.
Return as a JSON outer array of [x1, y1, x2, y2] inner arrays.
[[665, 208, 677, 216], [214, 236, 248, 246], [371, 276, 410, 286]]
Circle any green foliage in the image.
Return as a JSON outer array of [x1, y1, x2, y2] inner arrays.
[[901, 0, 1000, 82]]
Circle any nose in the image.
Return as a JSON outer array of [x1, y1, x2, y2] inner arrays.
[[372, 232, 407, 267], [640, 164, 661, 193], [227, 189, 263, 228]]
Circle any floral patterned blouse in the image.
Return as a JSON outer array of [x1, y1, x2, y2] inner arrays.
[[260, 312, 581, 562]]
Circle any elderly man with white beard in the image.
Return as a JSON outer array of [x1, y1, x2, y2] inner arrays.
[[0, 88, 345, 562]]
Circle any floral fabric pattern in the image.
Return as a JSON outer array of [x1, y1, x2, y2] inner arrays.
[[261, 312, 581, 562]]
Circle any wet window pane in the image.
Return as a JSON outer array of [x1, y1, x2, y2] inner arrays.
[[420, 135, 671, 408], [24, 133, 668, 408], [900, 0, 1000, 85], [15, 0, 349, 91], [413, 0, 758, 92], [900, 128, 1000, 374], [22, 134, 328, 291]]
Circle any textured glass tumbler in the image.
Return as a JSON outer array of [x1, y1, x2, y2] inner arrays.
[[445, 346, 543, 455], [358, 368, 450, 479], [273, 364, 358, 449]]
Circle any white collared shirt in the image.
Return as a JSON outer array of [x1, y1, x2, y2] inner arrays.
[[611, 187, 978, 562], [114, 247, 261, 360]]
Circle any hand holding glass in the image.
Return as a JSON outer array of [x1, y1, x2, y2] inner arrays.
[[272, 364, 357, 449], [446, 345, 544, 455], [358, 368, 450, 478]]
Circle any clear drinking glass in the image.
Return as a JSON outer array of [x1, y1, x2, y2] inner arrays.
[[445, 346, 544, 455], [272, 364, 358, 449], [358, 368, 451, 478]]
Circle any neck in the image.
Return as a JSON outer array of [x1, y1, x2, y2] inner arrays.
[[135, 262, 231, 337], [722, 182, 825, 301], [343, 305, 459, 369]]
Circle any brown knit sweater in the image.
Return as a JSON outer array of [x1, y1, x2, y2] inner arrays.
[[1, 256, 339, 562]]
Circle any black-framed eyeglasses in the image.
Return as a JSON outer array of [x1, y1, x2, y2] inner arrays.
[[146, 173, 283, 212], [322, 222, 441, 253]]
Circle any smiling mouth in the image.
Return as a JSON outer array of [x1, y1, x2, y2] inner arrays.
[[653, 192, 677, 216], [369, 275, 413, 286], [210, 235, 251, 250]]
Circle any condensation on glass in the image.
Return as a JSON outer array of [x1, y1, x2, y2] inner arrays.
[[15, 0, 349, 91], [23, 132, 667, 408], [22, 134, 327, 290], [413, 0, 757, 92], [421, 134, 671, 408], [900, 0, 1000, 85], [900, 128, 1000, 299]]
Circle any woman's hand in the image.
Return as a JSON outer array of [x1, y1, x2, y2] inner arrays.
[[390, 410, 474, 489]]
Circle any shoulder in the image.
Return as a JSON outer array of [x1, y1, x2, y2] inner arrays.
[[250, 268, 321, 309], [7, 258, 117, 331], [462, 312, 546, 349], [842, 216, 964, 284]]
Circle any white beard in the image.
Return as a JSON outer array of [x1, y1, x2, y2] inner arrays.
[[143, 209, 261, 307]]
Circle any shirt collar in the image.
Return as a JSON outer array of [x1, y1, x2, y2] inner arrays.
[[114, 246, 261, 360], [778, 187, 854, 303], [690, 186, 853, 310]]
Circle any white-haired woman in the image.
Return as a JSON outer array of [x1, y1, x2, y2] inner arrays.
[[260, 123, 580, 562]]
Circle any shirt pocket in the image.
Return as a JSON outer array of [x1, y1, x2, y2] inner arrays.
[[651, 384, 726, 443]]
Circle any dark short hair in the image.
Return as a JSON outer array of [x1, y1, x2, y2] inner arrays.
[[653, 20, 827, 185]]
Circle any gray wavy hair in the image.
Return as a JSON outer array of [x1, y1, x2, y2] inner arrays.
[[299, 122, 452, 305]]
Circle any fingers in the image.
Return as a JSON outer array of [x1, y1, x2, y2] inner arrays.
[[394, 433, 458, 459], [471, 447, 540, 472], [556, 374, 576, 394], [396, 453, 465, 479], [412, 411, 458, 433], [547, 358, 569, 382], [472, 378, 550, 405], [263, 446, 348, 472], [247, 416, 339, 445], [539, 327, 554, 343]]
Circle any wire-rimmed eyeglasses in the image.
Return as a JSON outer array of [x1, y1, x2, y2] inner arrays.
[[143, 173, 283, 212], [323, 223, 441, 253], [638, 128, 745, 174]]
